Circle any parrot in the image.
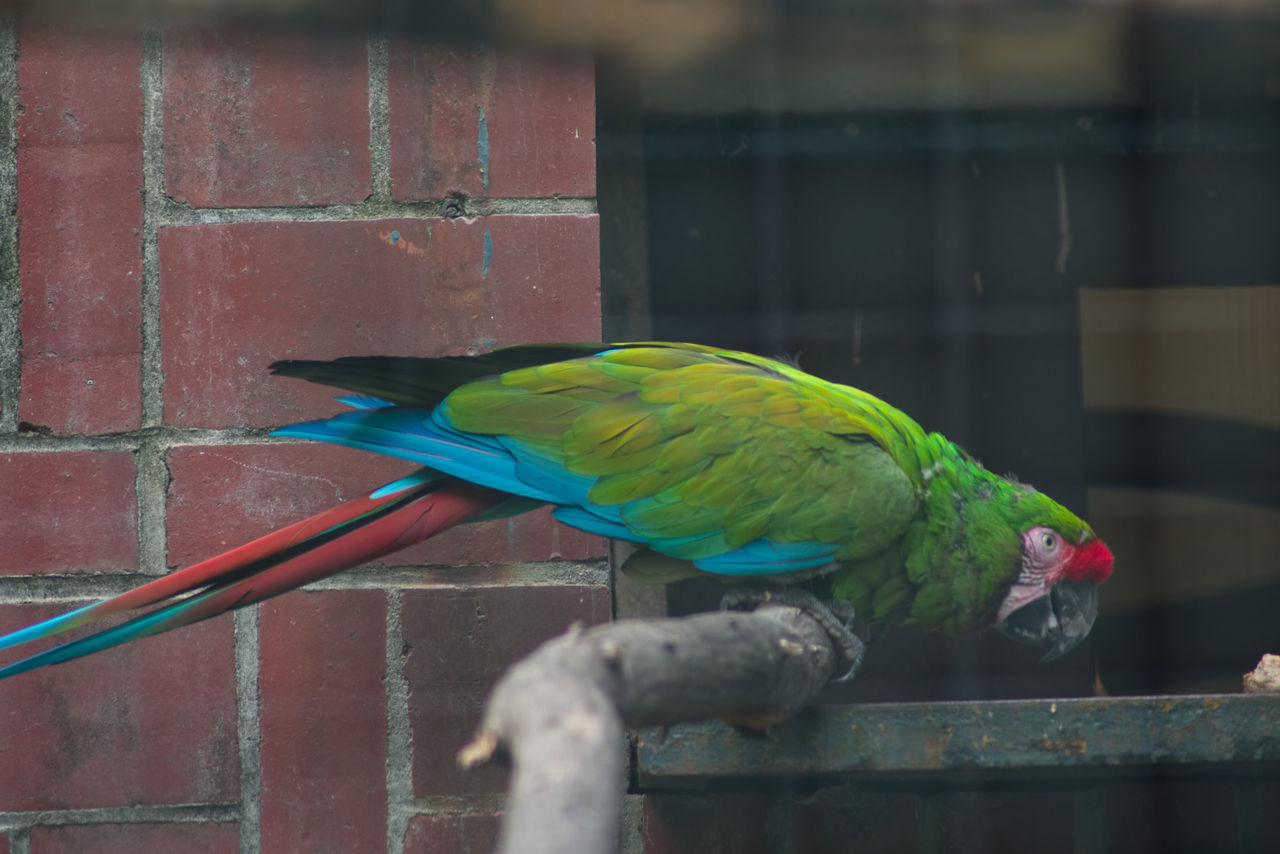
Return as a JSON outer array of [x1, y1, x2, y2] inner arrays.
[[0, 341, 1113, 680]]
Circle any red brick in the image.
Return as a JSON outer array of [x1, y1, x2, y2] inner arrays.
[[403, 585, 610, 796], [259, 591, 387, 853], [16, 24, 141, 149], [17, 25, 143, 434], [404, 812, 500, 854], [166, 443, 400, 569], [30, 823, 238, 854], [0, 832, 7, 854], [389, 43, 595, 201], [642, 795, 771, 854], [19, 352, 142, 436], [158, 216, 600, 429], [0, 452, 138, 575], [163, 26, 370, 207], [0, 603, 238, 811], [165, 444, 604, 571], [411, 504, 605, 564]]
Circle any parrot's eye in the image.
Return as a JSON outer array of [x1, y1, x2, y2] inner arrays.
[[1039, 532, 1059, 555]]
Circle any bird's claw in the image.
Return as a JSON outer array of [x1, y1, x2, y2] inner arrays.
[[718, 589, 864, 682]]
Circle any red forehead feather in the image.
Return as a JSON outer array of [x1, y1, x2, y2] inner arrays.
[[1063, 538, 1114, 583]]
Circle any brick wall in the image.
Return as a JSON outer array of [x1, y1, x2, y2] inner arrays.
[[0, 18, 608, 853]]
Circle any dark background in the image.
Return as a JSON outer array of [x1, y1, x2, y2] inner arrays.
[[600, 9, 1280, 701]]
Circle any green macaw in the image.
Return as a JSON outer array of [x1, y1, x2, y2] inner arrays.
[[0, 342, 1112, 678]]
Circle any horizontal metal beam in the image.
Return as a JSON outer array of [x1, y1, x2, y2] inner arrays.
[[637, 694, 1280, 785]]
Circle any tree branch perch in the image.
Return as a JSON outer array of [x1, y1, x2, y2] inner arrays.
[[459, 603, 841, 854]]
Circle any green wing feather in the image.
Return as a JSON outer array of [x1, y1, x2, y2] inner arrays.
[[443, 343, 924, 563]]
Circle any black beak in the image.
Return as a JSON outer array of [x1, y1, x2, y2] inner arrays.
[[997, 579, 1098, 662]]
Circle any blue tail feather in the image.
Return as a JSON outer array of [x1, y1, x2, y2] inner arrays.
[[273, 409, 601, 508], [0, 594, 206, 680], [0, 602, 98, 653]]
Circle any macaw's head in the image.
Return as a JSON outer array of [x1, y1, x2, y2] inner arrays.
[[994, 521, 1114, 661]]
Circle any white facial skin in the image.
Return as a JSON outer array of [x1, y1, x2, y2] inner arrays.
[[995, 525, 1071, 625]]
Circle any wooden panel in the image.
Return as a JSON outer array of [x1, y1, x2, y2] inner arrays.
[[1080, 286, 1280, 429], [1087, 486, 1280, 611]]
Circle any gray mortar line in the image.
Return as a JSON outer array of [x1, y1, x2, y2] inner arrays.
[[6, 827, 28, 854], [301, 560, 610, 591], [368, 34, 392, 204], [137, 28, 168, 576], [0, 426, 284, 453], [0, 803, 240, 829], [0, 561, 610, 602], [384, 589, 411, 854], [481, 197, 598, 216], [400, 795, 509, 816], [0, 573, 180, 603], [139, 26, 165, 430], [0, 14, 20, 435], [153, 196, 597, 228], [135, 443, 170, 576], [0, 434, 144, 453], [234, 606, 263, 854], [147, 427, 282, 446]]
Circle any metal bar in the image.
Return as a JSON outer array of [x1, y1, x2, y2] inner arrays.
[[637, 694, 1280, 784]]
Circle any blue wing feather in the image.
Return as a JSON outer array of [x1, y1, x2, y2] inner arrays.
[[272, 410, 562, 503], [275, 398, 839, 577], [551, 506, 644, 542], [336, 394, 395, 410]]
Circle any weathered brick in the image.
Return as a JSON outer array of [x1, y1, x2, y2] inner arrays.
[[403, 585, 610, 796], [157, 216, 600, 429], [166, 443, 404, 569], [642, 795, 771, 854], [259, 591, 387, 853], [389, 43, 595, 201], [30, 823, 239, 854], [0, 604, 238, 811], [0, 451, 138, 575], [404, 812, 500, 854], [19, 352, 142, 437], [17, 24, 143, 434], [163, 26, 370, 207], [165, 444, 604, 571], [16, 23, 142, 162], [410, 504, 606, 564]]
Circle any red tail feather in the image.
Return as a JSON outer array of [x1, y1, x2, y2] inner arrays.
[[0, 477, 509, 677]]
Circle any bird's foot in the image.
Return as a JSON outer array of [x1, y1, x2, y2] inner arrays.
[[719, 588, 864, 682]]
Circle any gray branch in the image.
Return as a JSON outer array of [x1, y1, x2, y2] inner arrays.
[[458, 603, 839, 854]]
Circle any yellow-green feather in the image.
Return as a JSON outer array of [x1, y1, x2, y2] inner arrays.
[[443, 345, 923, 562]]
